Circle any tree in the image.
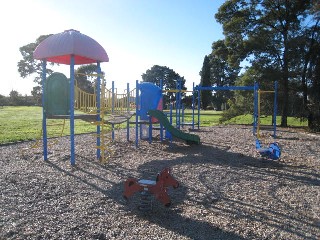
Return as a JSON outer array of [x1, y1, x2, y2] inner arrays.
[[31, 86, 42, 105], [199, 55, 212, 109], [141, 65, 186, 108], [210, 40, 240, 110], [9, 90, 22, 106], [0, 94, 9, 106], [75, 64, 102, 93], [17, 34, 55, 87], [215, 0, 314, 127], [307, 27, 320, 131]]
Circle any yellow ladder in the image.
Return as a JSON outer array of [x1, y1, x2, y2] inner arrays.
[[21, 119, 66, 154]]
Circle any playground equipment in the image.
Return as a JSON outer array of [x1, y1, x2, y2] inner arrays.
[[34, 29, 109, 165], [21, 119, 66, 155], [253, 82, 281, 160], [195, 81, 281, 160], [148, 110, 200, 145], [255, 140, 281, 160], [40, 70, 137, 163], [33, 30, 195, 165], [255, 82, 278, 139], [123, 167, 179, 211], [133, 80, 201, 146], [161, 79, 198, 130]]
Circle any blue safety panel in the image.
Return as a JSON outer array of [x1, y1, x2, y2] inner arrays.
[[139, 82, 162, 120]]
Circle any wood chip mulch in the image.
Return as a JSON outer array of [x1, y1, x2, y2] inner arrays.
[[0, 125, 319, 240]]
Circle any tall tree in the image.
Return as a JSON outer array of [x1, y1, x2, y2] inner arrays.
[[17, 34, 55, 96], [199, 55, 212, 109], [141, 65, 186, 108], [307, 26, 320, 131], [18, 34, 55, 84], [210, 40, 240, 110], [215, 0, 314, 127]]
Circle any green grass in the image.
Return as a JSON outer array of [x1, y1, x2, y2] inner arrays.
[[0, 106, 308, 144], [0, 106, 97, 144], [182, 110, 222, 126], [223, 113, 307, 127]]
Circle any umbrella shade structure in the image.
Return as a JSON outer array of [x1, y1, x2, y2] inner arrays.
[[33, 29, 109, 166], [33, 29, 109, 64]]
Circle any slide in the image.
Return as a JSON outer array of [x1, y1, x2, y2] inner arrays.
[[148, 110, 200, 145]]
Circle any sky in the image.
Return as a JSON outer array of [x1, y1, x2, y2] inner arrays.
[[0, 0, 225, 96]]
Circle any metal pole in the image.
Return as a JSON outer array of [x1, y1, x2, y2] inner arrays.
[[112, 81, 115, 140], [70, 55, 75, 165], [135, 80, 139, 147], [96, 62, 101, 160], [176, 80, 179, 129], [41, 60, 48, 161], [258, 89, 261, 139], [197, 87, 200, 129], [273, 81, 278, 138], [127, 82, 130, 141], [160, 79, 163, 141], [192, 82, 195, 130], [253, 82, 259, 137]]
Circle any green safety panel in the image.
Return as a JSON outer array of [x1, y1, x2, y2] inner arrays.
[[45, 72, 70, 116]]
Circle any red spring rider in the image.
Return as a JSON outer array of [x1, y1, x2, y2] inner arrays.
[[123, 167, 179, 210]]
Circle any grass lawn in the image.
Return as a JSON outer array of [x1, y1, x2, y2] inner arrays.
[[0, 106, 96, 144], [0, 106, 308, 144]]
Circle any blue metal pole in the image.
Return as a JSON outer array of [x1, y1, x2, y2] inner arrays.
[[178, 78, 181, 129], [167, 103, 173, 142], [111, 81, 115, 140], [192, 82, 195, 130], [159, 79, 163, 141], [135, 80, 139, 147], [96, 62, 101, 160], [182, 103, 185, 127], [175, 81, 178, 128], [273, 81, 278, 138], [127, 82, 130, 141], [70, 55, 75, 166], [148, 115, 152, 143], [197, 88, 200, 129], [253, 82, 259, 137], [41, 60, 48, 161]]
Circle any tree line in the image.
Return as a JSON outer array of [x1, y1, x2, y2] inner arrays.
[[0, 90, 38, 106]]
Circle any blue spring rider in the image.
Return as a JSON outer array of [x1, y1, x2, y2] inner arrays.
[[255, 139, 281, 160]]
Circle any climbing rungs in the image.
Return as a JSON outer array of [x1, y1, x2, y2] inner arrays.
[[94, 144, 113, 150], [92, 133, 112, 138]]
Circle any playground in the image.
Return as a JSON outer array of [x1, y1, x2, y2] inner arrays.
[[1, 29, 319, 239], [1, 125, 319, 239]]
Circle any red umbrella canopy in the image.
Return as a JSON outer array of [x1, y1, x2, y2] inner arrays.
[[33, 29, 109, 65]]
